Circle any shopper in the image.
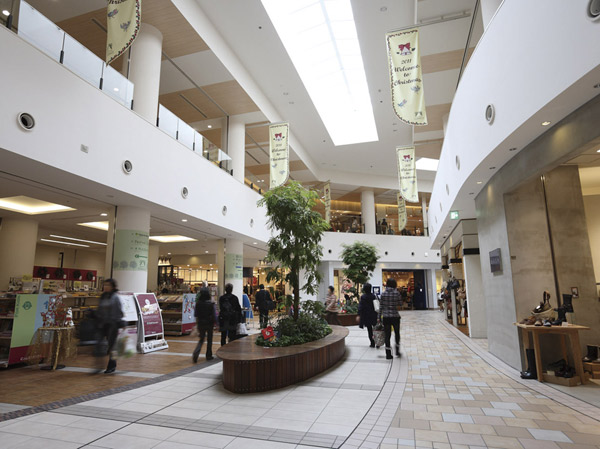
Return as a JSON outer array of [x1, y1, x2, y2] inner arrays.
[[358, 283, 378, 347], [380, 278, 402, 359], [325, 285, 341, 325], [192, 287, 216, 363], [254, 284, 272, 328], [219, 283, 242, 345], [95, 278, 124, 374]]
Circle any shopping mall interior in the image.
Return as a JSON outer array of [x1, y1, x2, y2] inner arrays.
[[1, 0, 600, 448]]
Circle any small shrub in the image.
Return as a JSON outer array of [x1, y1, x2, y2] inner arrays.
[[256, 309, 331, 347]]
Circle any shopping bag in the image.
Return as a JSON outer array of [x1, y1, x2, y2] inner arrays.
[[373, 321, 385, 348], [373, 299, 380, 312], [116, 329, 136, 358], [236, 322, 248, 336]]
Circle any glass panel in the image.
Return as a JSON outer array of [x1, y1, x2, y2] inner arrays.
[[193, 131, 203, 152], [18, 1, 64, 62], [177, 121, 195, 151], [102, 63, 134, 108], [157, 104, 178, 139], [62, 33, 104, 88]]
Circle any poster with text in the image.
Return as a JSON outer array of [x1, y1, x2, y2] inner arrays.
[[113, 229, 149, 272], [324, 182, 331, 224], [134, 293, 163, 337], [269, 122, 290, 188], [397, 192, 407, 231], [225, 254, 243, 281], [396, 146, 419, 203], [118, 293, 139, 322]]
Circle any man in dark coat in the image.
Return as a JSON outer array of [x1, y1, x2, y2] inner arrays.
[[254, 284, 272, 328], [219, 283, 242, 345], [193, 287, 216, 362], [358, 283, 378, 347]]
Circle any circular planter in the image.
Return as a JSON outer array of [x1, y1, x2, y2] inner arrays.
[[337, 313, 359, 326]]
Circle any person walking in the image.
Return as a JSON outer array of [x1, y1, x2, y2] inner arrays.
[[94, 279, 123, 374], [380, 278, 402, 359], [192, 287, 216, 363], [325, 285, 341, 325], [254, 284, 272, 328], [219, 283, 242, 345], [358, 283, 378, 347]]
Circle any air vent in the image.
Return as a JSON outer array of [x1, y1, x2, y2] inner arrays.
[[589, 0, 600, 20], [485, 104, 495, 124], [181, 187, 189, 199], [17, 112, 35, 130], [122, 160, 133, 174]]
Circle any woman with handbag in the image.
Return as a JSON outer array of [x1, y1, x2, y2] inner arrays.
[[358, 283, 378, 347], [94, 279, 124, 374]]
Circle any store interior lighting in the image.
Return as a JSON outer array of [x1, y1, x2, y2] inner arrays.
[[261, 0, 378, 146], [49, 235, 107, 246], [78, 221, 109, 231], [0, 196, 75, 215], [40, 238, 89, 248], [149, 235, 197, 243]]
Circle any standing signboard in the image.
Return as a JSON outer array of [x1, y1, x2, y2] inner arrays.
[[134, 293, 168, 353]]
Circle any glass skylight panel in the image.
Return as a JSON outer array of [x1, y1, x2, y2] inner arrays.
[[261, 0, 378, 146]]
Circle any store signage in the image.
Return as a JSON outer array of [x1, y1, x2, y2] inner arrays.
[[113, 230, 149, 272], [118, 293, 139, 322], [134, 293, 163, 337], [106, 0, 141, 65], [396, 146, 419, 203], [450, 210, 460, 220], [225, 253, 243, 281], [386, 28, 428, 126], [489, 248, 502, 273], [324, 182, 331, 224], [269, 122, 290, 188], [397, 192, 407, 231]]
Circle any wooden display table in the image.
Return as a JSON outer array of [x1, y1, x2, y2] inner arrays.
[[516, 323, 590, 385], [216, 325, 348, 393]]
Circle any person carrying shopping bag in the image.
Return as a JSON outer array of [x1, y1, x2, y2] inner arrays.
[[380, 278, 402, 359]]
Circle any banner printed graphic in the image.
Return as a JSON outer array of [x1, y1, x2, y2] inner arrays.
[[324, 182, 331, 224], [386, 28, 428, 125], [396, 146, 419, 203], [106, 0, 141, 65], [269, 122, 290, 188], [397, 192, 407, 232]]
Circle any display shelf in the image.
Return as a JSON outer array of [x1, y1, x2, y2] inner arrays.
[[157, 294, 196, 336]]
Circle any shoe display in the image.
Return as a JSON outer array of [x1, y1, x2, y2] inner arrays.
[[583, 345, 599, 362], [533, 291, 551, 314], [543, 319, 552, 327], [519, 316, 536, 325], [534, 319, 543, 326], [562, 294, 574, 313], [520, 348, 537, 379]]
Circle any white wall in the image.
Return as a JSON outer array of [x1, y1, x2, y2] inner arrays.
[[583, 195, 600, 285], [34, 244, 106, 278], [0, 27, 269, 244]]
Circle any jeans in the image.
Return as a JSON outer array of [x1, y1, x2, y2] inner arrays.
[[259, 310, 269, 328], [383, 317, 400, 351], [193, 324, 213, 361]]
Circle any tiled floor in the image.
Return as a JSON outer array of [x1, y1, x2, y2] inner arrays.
[[0, 311, 599, 449]]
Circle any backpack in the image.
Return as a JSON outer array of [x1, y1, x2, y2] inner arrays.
[[196, 300, 214, 326]]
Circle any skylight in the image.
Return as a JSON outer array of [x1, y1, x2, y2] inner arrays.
[[0, 196, 75, 215], [261, 0, 378, 146], [416, 158, 439, 171]]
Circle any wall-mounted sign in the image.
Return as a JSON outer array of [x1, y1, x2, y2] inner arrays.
[[489, 248, 502, 273], [450, 210, 459, 220]]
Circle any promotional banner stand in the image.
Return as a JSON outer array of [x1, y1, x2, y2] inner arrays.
[[134, 293, 168, 353]]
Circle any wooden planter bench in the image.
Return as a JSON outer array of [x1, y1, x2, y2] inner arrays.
[[337, 313, 359, 326], [216, 325, 349, 393]]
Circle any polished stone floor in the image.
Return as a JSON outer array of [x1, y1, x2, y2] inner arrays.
[[0, 311, 599, 448]]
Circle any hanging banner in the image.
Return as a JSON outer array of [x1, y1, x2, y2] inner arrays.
[[324, 182, 331, 224], [397, 146, 419, 203], [269, 122, 290, 188], [397, 193, 407, 232], [106, 0, 142, 65], [386, 28, 428, 126]]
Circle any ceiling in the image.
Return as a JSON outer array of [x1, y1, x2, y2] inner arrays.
[[22, 0, 482, 202]]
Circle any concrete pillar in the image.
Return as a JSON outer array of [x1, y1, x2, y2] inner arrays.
[[464, 254, 486, 338], [421, 196, 429, 236], [228, 115, 246, 182], [0, 218, 38, 289], [224, 238, 243, 307], [318, 262, 334, 304], [480, 0, 503, 30], [368, 265, 383, 294], [112, 206, 150, 293], [104, 207, 116, 280], [217, 240, 225, 296], [129, 23, 163, 123], [361, 190, 376, 234], [147, 244, 160, 292]]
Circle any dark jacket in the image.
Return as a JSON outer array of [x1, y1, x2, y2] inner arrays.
[[96, 291, 123, 328], [219, 293, 242, 331], [255, 289, 271, 312], [195, 289, 216, 327], [358, 293, 378, 327]]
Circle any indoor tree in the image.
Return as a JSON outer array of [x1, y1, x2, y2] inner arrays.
[[340, 241, 379, 301], [258, 181, 329, 320]]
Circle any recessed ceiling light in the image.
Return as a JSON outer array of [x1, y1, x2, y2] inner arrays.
[[0, 196, 75, 215], [181, 219, 188, 222], [78, 221, 109, 231], [2, 10, 10, 16], [207, 125, 212, 129], [542, 121, 551, 126], [416, 158, 439, 171], [596, 149, 600, 153], [167, 252, 171, 255], [50, 235, 107, 246], [253, 242, 258, 245], [149, 235, 197, 243], [476, 181, 483, 184], [113, 87, 119, 92], [100, 212, 108, 217], [261, 0, 378, 146], [40, 238, 89, 248], [205, 250, 209, 253]]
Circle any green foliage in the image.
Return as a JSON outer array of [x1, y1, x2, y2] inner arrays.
[[340, 241, 379, 300], [343, 302, 359, 314], [255, 312, 332, 347], [301, 299, 326, 318], [258, 181, 330, 320]]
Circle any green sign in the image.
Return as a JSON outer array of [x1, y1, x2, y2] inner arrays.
[[225, 253, 243, 280], [450, 210, 459, 220], [113, 229, 149, 271]]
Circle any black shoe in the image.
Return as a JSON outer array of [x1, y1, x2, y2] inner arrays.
[[104, 367, 116, 374], [206, 356, 214, 361], [192, 354, 199, 363], [369, 342, 375, 348], [385, 349, 393, 360], [395, 345, 401, 357]]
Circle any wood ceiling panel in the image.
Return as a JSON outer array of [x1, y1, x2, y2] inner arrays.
[[422, 48, 474, 75], [202, 80, 260, 116], [199, 128, 222, 149], [246, 125, 269, 145], [159, 87, 226, 122], [56, 0, 208, 64], [414, 103, 451, 134], [246, 160, 308, 176], [415, 139, 444, 159]]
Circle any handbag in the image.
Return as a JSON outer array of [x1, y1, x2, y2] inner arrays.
[[373, 321, 385, 348], [373, 299, 380, 312], [236, 322, 248, 336]]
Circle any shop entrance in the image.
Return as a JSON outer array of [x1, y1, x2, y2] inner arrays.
[[382, 269, 427, 310]]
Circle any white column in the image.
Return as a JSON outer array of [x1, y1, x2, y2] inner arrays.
[[224, 238, 243, 307], [318, 262, 334, 304], [422, 196, 429, 236], [112, 206, 150, 293], [480, 0, 502, 30], [129, 23, 163, 124], [217, 239, 225, 296], [464, 254, 487, 338], [228, 115, 246, 183], [0, 218, 38, 289], [368, 264, 383, 293], [147, 244, 160, 292], [104, 207, 115, 279], [361, 190, 376, 234]]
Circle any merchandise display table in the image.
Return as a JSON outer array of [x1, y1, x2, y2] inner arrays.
[[516, 323, 590, 385], [27, 326, 77, 370], [217, 325, 348, 393]]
